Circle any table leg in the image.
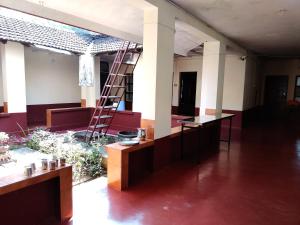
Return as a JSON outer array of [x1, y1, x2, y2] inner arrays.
[[227, 117, 232, 149], [181, 124, 184, 159]]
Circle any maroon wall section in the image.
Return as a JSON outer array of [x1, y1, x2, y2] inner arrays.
[[108, 111, 141, 133], [49, 107, 92, 132], [48, 108, 142, 133], [153, 121, 221, 171], [221, 109, 243, 129], [0, 178, 60, 225], [0, 113, 27, 133], [242, 106, 261, 127], [127, 121, 222, 186], [27, 103, 81, 126], [0, 106, 3, 113]]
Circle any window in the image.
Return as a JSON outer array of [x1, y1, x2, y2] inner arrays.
[[295, 76, 300, 101], [125, 76, 133, 102]]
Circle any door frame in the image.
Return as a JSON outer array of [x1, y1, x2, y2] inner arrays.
[[294, 75, 300, 100], [178, 71, 197, 116], [263, 75, 288, 106]]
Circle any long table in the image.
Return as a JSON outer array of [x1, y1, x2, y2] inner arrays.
[[179, 113, 235, 159]]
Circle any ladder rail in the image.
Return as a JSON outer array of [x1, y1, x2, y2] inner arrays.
[[85, 42, 141, 142], [102, 44, 139, 135], [85, 41, 130, 140], [95, 42, 131, 124]]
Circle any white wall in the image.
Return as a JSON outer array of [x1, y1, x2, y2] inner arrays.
[[173, 54, 248, 111], [133, 54, 144, 112], [173, 56, 202, 108], [25, 47, 81, 105], [1, 42, 27, 113], [223, 55, 246, 111], [243, 55, 260, 109]]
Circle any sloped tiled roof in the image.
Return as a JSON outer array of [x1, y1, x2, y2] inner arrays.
[[0, 14, 136, 54]]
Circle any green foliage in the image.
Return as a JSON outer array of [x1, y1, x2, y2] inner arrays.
[[26, 129, 107, 182]]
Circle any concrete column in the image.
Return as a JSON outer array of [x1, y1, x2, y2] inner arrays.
[[133, 7, 175, 139], [80, 55, 100, 107], [200, 41, 226, 115], [1, 42, 26, 113]]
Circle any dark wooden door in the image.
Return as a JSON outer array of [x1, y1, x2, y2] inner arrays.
[[100, 61, 111, 105], [178, 72, 197, 116], [264, 75, 288, 117], [100, 61, 109, 91]]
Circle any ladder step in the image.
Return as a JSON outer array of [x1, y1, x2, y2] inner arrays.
[[129, 49, 142, 53], [106, 85, 126, 88], [111, 73, 132, 77], [84, 41, 140, 143], [101, 96, 121, 99], [98, 105, 116, 109], [122, 62, 135, 66], [93, 115, 112, 120], [89, 124, 109, 129]]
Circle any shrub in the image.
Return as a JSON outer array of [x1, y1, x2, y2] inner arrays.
[[0, 132, 9, 145], [26, 129, 105, 182]]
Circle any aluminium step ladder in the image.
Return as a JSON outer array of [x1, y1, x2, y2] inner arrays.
[[85, 41, 142, 142]]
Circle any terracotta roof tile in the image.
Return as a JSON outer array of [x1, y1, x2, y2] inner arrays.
[[0, 14, 134, 54]]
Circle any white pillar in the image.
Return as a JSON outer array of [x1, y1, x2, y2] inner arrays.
[[200, 41, 225, 115], [0, 42, 26, 113], [80, 55, 100, 108], [133, 7, 175, 139]]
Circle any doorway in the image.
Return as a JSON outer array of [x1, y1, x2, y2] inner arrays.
[[100, 61, 109, 91], [264, 75, 288, 118], [178, 72, 197, 116]]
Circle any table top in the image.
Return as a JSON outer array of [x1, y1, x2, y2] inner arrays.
[[0, 165, 71, 195], [179, 113, 235, 126], [105, 140, 154, 153]]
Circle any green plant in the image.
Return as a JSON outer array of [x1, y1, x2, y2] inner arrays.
[[26, 129, 105, 182], [0, 132, 9, 145]]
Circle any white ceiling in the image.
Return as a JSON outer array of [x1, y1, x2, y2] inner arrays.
[[24, 0, 201, 56], [23, 0, 300, 56], [171, 0, 300, 56]]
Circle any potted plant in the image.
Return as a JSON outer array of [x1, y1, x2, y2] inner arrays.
[[0, 132, 9, 154]]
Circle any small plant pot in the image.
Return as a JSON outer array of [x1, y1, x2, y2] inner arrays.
[[0, 145, 9, 154]]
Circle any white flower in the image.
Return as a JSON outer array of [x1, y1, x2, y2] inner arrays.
[[0, 132, 9, 144]]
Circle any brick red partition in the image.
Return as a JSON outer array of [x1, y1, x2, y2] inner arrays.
[[47, 107, 92, 131], [107, 110, 141, 134], [153, 121, 221, 171], [47, 108, 142, 133], [115, 121, 222, 189], [0, 112, 27, 133], [27, 103, 81, 126]]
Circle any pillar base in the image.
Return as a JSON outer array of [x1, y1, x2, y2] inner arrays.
[[81, 99, 86, 108]]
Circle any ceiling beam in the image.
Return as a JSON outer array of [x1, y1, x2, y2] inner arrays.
[[0, 0, 142, 43], [127, 0, 247, 55]]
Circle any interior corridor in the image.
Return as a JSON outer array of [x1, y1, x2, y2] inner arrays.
[[65, 121, 300, 225]]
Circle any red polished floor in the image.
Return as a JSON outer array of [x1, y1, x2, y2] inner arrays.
[[67, 122, 300, 225]]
